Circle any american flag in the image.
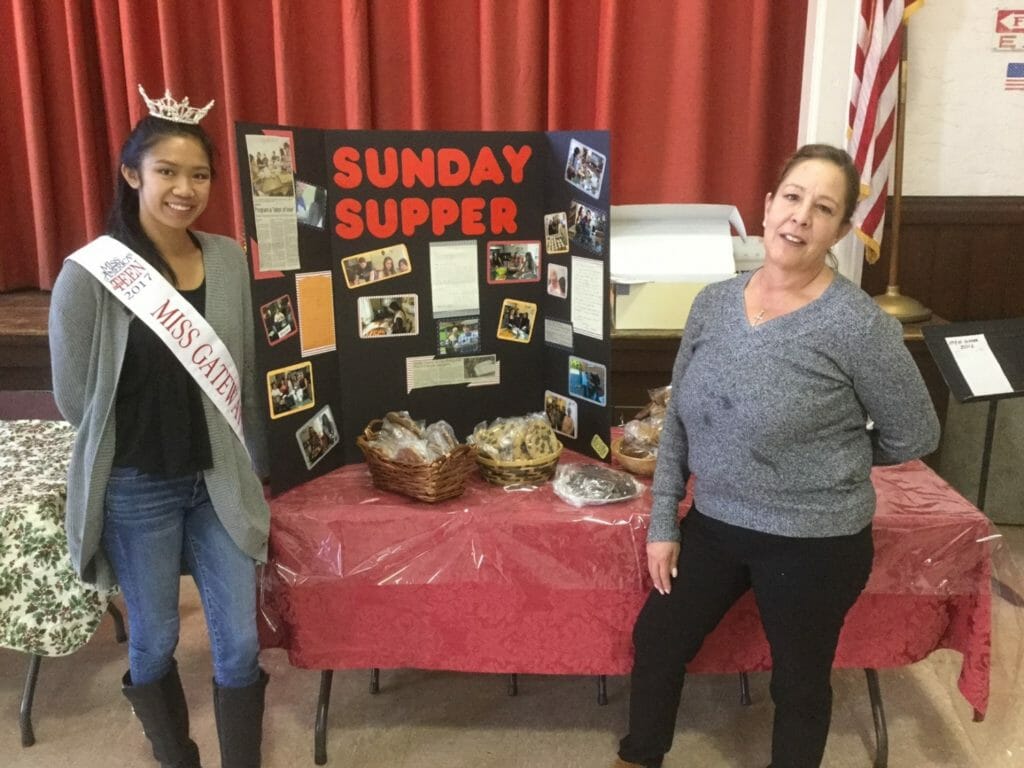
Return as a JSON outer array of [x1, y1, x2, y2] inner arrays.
[[846, 0, 924, 264], [1007, 63, 1024, 91]]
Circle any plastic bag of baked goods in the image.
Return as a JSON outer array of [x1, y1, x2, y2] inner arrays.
[[371, 411, 459, 464], [552, 463, 644, 507], [620, 385, 672, 460], [467, 413, 560, 462]]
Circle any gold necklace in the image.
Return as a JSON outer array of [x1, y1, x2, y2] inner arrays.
[[751, 309, 767, 326]]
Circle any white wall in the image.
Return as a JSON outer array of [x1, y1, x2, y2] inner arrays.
[[903, 0, 1024, 195], [800, 0, 1024, 283]]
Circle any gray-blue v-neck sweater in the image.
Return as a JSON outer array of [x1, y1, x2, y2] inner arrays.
[[649, 271, 940, 542]]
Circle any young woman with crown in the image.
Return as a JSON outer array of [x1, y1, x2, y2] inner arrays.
[[49, 86, 270, 768]]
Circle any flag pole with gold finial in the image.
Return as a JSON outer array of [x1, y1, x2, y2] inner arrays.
[[873, 22, 931, 323]]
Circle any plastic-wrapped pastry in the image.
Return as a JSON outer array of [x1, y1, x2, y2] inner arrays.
[[382, 410, 424, 439], [552, 463, 644, 507], [370, 412, 458, 465], [621, 385, 671, 459], [390, 443, 431, 464], [424, 421, 458, 460]]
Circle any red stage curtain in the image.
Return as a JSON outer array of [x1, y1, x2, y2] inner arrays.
[[0, 0, 806, 291]]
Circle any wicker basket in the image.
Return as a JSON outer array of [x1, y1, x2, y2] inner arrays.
[[611, 437, 657, 477], [356, 420, 476, 502], [475, 442, 564, 486]]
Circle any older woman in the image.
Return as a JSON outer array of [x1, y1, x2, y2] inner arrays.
[[617, 144, 939, 768]]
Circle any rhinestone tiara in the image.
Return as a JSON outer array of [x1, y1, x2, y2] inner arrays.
[[138, 84, 215, 125]]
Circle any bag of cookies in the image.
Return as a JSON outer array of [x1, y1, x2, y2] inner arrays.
[[467, 412, 561, 462], [552, 463, 644, 507]]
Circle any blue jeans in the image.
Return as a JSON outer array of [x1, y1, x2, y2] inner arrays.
[[102, 467, 260, 688]]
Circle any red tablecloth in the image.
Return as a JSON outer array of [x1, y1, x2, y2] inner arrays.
[[259, 458, 992, 715]]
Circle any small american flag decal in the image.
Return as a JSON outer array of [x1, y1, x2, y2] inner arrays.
[[1006, 62, 1024, 90]]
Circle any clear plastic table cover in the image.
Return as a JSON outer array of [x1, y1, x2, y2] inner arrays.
[[258, 455, 1023, 728]]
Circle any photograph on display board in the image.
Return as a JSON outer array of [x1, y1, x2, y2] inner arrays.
[[568, 355, 607, 406], [546, 263, 568, 299], [267, 362, 316, 419], [246, 135, 295, 198], [436, 317, 481, 356], [545, 212, 569, 254], [295, 405, 340, 470], [357, 294, 419, 338], [259, 294, 298, 346], [486, 240, 541, 284], [544, 390, 578, 439], [564, 138, 607, 199], [568, 200, 608, 255], [497, 298, 537, 344], [342, 244, 411, 288], [295, 180, 326, 229]]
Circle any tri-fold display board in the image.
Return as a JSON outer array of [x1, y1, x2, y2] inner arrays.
[[235, 124, 613, 494]]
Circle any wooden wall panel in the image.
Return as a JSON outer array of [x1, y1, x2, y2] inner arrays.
[[0, 291, 52, 391], [861, 197, 1024, 321]]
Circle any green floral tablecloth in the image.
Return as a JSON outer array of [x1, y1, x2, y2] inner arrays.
[[0, 420, 116, 656]]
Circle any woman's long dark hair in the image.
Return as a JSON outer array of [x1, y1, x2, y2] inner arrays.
[[106, 115, 217, 285]]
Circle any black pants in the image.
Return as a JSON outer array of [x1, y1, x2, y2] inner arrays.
[[619, 509, 873, 768]]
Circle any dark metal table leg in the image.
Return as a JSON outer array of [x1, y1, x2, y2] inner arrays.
[[992, 576, 1024, 607], [107, 602, 128, 642], [315, 670, 333, 766], [20, 654, 41, 747], [739, 672, 751, 706], [369, 667, 380, 694], [865, 669, 888, 768], [507, 673, 518, 696], [596, 675, 608, 705]]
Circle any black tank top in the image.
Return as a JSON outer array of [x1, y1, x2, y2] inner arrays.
[[113, 282, 213, 477]]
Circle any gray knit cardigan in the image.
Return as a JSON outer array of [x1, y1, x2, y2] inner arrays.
[[49, 232, 270, 590]]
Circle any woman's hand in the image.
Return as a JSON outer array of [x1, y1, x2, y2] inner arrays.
[[647, 541, 680, 595]]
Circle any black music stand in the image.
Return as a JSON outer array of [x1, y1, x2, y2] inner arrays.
[[923, 318, 1024, 511]]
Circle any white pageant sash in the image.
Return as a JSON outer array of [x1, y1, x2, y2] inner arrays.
[[69, 236, 248, 450]]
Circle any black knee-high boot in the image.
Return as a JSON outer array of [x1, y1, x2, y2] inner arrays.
[[213, 669, 269, 768], [122, 661, 202, 767]]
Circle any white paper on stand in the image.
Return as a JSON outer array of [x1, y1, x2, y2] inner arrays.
[[945, 334, 1013, 397]]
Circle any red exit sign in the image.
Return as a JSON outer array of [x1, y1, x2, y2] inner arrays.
[[996, 10, 1024, 32]]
